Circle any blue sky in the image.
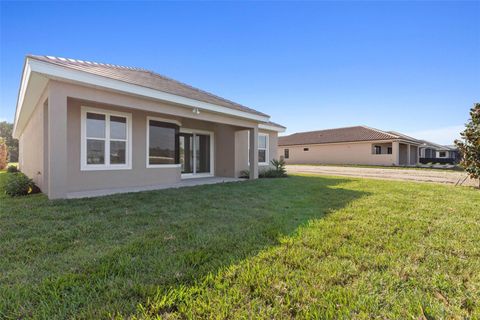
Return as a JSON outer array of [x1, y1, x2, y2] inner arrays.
[[1, 1, 479, 144]]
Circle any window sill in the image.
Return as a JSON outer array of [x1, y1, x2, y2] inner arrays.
[[81, 165, 132, 171], [146, 164, 181, 169]]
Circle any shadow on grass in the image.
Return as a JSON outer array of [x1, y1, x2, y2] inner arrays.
[[0, 175, 368, 318]]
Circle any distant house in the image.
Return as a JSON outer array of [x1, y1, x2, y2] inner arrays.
[[418, 140, 459, 164], [13, 55, 285, 199], [278, 126, 421, 166]]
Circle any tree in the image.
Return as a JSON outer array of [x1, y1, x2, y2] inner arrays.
[[455, 103, 480, 188], [0, 138, 7, 169], [0, 121, 18, 162]]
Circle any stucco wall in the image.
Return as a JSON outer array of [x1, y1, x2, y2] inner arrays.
[[235, 129, 278, 176], [19, 97, 46, 191], [19, 80, 279, 198], [399, 144, 408, 165], [278, 142, 396, 166], [66, 98, 276, 193], [215, 124, 237, 178], [67, 99, 181, 193], [410, 145, 418, 165]]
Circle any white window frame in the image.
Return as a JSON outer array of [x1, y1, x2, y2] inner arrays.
[[247, 131, 270, 166], [146, 116, 182, 168], [80, 106, 132, 171]]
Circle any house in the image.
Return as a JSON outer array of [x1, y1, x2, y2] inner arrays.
[[418, 140, 459, 164], [13, 55, 285, 199], [278, 126, 421, 166]]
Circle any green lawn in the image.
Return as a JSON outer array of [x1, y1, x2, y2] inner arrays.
[[1, 172, 479, 319]]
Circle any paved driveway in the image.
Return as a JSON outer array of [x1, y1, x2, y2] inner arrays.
[[287, 165, 477, 187]]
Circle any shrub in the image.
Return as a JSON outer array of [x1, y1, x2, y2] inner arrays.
[[0, 138, 7, 170], [241, 159, 287, 179], [7, 165, 18, 173], [259, 159, 288, 179], [271, 158, 287, 177], [239, 169, 250, 178], [4, 172, 40, 197]]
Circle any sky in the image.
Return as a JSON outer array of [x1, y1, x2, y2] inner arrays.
[[1, 1, 479, 145]]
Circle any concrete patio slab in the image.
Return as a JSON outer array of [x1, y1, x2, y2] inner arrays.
[[66, 177, 244, 199]]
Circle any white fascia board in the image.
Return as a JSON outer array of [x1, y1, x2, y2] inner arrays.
[[12, 60, 32, 137], [259, 123, 286, 133], [28, 59, 270, 122]]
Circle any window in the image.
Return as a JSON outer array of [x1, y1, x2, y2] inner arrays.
[[303, 147, 309, 152], [284, 148, 289, 159], [374, 145, 382, 154], [439, 151, 446, 158], [258, 133, 269, 164], [147, 118, 180, 167], [387, 147, 392, 154], [81, 107, 131, 170], [247, 131, 269, 165]]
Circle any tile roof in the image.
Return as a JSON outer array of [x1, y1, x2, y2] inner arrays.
[[28, 55, 268, 117], [387, 131, 421, 143], [418, 140, 453, 150], [278, 126, 418, 146]]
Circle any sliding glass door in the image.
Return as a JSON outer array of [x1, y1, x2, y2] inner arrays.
[[179, 133, 193, 174], [179, 132, 212, 176]]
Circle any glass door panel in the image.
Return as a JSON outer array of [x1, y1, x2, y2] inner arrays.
[[179, 133, 193, 174], [195, 134, 210, 173]]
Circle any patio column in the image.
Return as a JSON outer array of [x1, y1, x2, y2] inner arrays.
[[47, 82, 68, 199], [407, 144, 411, 165], [249, 127, 259, 179], [416, 146, 420, 165], [392, 141, 400, 165]]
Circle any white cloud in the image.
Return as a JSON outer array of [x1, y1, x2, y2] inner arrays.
[[406, 125, 464, 145]]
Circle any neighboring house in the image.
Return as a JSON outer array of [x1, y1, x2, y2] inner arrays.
[[418, 140, 459, 164], [13, 55, 285, 199], [278, 126, 421, 166]]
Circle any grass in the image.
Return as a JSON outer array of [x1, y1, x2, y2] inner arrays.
[[1, 171, 479, 319], [288, 163, 464, 172]]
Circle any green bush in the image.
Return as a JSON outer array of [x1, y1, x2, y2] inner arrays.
[[6, 165, 18, 173], [271, 158, 287, 176], [241, 159, 287, 179], [239, 169, 250, 178], [4, 172, 40, 197], [259, 159, 288, 179], [0, 138, 7, 170]]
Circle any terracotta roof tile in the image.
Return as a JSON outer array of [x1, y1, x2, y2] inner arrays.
[[278, 126, 409, 146]]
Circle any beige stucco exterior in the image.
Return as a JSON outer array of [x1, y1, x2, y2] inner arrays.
[[278, 140, 419, 166], [18, 94, 48, 191], [18, 81, 280, 199]]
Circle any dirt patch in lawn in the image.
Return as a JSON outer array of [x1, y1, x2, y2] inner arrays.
[[287, 165, 478, 187]]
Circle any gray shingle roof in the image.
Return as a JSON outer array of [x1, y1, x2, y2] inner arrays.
[[28, 55, 269, 117], [278, 126, 418, 146]]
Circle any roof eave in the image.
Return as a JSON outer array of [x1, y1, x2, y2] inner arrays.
[[14, 58, 271, 138], [12, 57, 30, 138], [259, 122, 286, 133], [13, 57, 50, 139]]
